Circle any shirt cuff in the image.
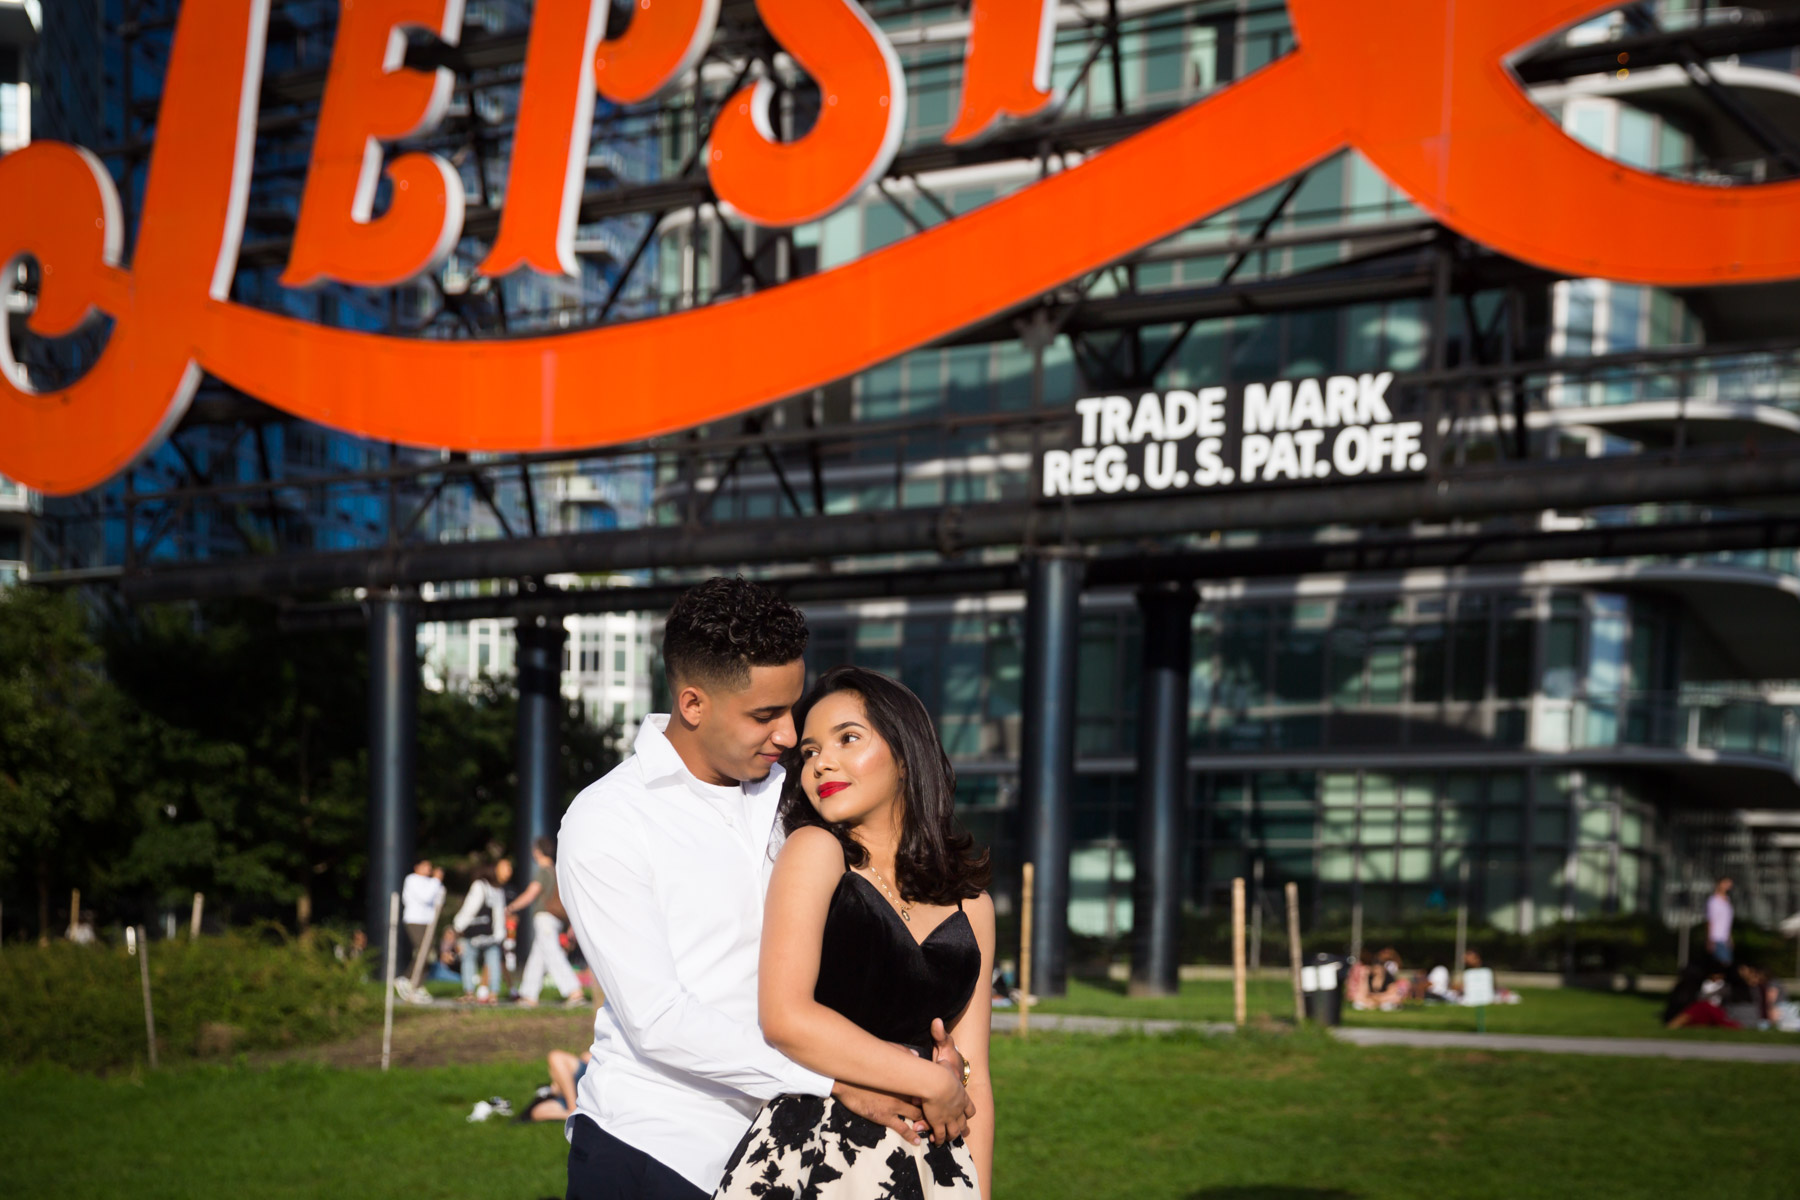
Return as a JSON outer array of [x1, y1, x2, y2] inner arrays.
[[783, 1060, 835, 1098]]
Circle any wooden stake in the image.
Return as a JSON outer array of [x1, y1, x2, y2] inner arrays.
[[137, 925, 158, 1069], [1453, 860, 1470, 988], [1019, 863, 1035, 1041], [68, 887, 80, 939], [408, 891, 445, 991], [1249, 859, 1263, 974], [1231, 876, 1247, 1028], [381, 892, 400, 1072], [190, 892, 204, 939], [1285, 882, 1304, 1026]]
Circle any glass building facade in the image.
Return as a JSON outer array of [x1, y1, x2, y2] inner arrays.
[[20, 0, 1800, 939]]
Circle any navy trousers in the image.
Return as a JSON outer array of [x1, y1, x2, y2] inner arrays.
[[566, 1115, 709, 1200]]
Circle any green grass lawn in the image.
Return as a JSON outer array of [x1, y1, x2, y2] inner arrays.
[[5, 1033, 1798, 1199], [1036, 977, 1800, 1041]]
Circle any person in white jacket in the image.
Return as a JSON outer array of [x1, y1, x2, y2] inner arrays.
[[450, 862, 508, 1002]]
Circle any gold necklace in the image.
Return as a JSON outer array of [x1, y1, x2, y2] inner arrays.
[[865, 865, 911, 922]]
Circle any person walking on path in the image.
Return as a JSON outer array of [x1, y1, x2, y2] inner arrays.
[[451, 862, 508, 1001], [513, 837, 589, 1008], [401, 858, 445, 966], [1707, 877, 1735, 964]]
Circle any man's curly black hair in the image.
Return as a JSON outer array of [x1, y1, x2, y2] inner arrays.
[[662, 576, 809, 693]]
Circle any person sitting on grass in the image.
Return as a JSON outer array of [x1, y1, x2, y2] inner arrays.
[[521, 1048, 594, 1122], [1367, 948, 1411, 1010], [1665, 968, 1739, 1029], [1424, 962, 1457, 1003]]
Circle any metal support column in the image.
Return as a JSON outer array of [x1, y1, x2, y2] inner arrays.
[[1020, 550, 1084, 997], [1131, 581, 1196, 996], [366, 588, 418, 966], [513, 616, 567, 963]]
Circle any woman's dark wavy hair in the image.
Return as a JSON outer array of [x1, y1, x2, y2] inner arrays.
[[779, 666, 990, 905]]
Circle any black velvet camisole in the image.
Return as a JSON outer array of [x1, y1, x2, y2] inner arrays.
[[812, 872, 981, 1058]]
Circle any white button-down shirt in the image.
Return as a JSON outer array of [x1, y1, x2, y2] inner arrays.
[[558, 715, 833, 1192]]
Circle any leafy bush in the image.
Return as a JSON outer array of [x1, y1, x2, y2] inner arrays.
[[0, 928, 378, 1072]]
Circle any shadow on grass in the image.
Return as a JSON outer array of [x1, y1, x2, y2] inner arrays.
[[1187, 1189, 1360, 1199]]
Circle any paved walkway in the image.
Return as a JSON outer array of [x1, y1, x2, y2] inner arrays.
[[990, 1013, 1235, 1037], [1330, 1027, 1800, 1064], [990, 1013, 1800, 1063]]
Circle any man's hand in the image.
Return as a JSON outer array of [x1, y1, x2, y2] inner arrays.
[[831, 1081, 926, 1145]]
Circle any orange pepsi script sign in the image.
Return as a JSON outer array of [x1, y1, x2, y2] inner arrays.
[[7, 0, 1800, 494], [1042, 375, 1422, 499]]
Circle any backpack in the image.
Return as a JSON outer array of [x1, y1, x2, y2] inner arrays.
[[462, 881, 495, 940]]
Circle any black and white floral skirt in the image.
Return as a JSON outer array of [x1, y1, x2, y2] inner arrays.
[[715, 1093, 979, 1200]]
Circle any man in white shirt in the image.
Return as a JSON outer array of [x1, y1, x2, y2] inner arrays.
[[399, 859, 444, 968], [1707, 876, 1735, 964], [558, 577, 952, 1200]]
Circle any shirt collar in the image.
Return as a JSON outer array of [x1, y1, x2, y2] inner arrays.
[[633, 713, 785, 799]]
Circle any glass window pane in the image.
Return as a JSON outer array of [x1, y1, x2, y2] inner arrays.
[[1618, 853, 1642, 913], [1486, 809, 1521, 843], [1398, 848, 1433, 882], [1368, 633, 1404, 704], [1329, 627, 1366, 705], [1491, 772, 1526, 806], [1574, 849, 1611, 916], [1362, 773, 1398, 805], [1320, 847, 1354, 882], [1579, 804, 1614, 842], [1439, 801, 1478, 843], [1400, 808, 1434, 845], [1321, 773, 1359, 807], [1322, 810, 1357, 844], [1450, 619, 1488, 702], [1274, 630, 1325, 705], [1484, 856, 1522, 931], [1531, 850, 1567, 926], [1544, 618, 1581, 698], [1535, 806, 1570, 846], [1495, 620, 1534, 699], [1362, 847, 1395, 882], [1361, 807, 1397, 846], [1411, 624, 1445, 702]]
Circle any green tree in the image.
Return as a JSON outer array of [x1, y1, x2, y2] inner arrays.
[[418, 672, 622, 863], [0, 587, 121, 940], [100, 602, 369, 929]]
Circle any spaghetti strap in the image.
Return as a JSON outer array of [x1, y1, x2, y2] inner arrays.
[[957, 895, 964, 912]]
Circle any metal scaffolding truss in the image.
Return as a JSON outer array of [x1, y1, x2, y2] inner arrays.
[[39, 1, 1800, 600]]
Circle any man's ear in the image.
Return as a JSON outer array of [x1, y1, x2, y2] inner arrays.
[[675, 683, 708, 726]]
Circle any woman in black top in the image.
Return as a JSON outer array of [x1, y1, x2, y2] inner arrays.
[[716, 667, 994, 1200]]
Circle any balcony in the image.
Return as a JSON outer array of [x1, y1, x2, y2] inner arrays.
[[1535, 687, 1799, 773], [0, 475, 38, 514]]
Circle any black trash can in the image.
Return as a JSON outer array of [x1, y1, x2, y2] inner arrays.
[[1301, 953, 1349, 1026]]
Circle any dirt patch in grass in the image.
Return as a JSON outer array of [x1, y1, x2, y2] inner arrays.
[[251, 1006, 595, 1070]]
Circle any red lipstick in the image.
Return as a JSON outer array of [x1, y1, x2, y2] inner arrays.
[[817, 781, 849, 799]]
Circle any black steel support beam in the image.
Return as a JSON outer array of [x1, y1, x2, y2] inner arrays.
[[1513, 12, 1800, 84], [513, 616, 567, 965], [116, 449, 1800, 602], [266, 515, 1800, 629], [1131, 581, 1195, 997], [1020, 550, 1082, 998], [366, 588, 419, 967]]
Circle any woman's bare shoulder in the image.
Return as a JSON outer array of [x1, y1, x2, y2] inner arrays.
[[964, 890, 996, 936], [777, 825, 848, 871]]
